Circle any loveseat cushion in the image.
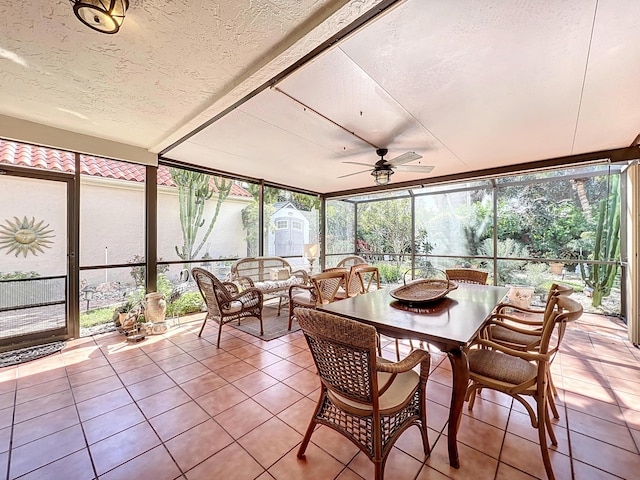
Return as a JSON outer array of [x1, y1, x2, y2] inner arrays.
[[253, 275, 304, 293]]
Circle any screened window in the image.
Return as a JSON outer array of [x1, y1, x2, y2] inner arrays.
[[263, 186, 319, 262], [157, 165, 251, 264]]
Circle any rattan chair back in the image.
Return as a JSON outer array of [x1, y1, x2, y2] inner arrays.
[[287, 269, 347, 330], [335, 255, 367, 269], [445, 268, 488, 285], [327, 264, 374, 298], [355, 265, 381, 293], [297, 307, 378, 402], [312, 270, 348, 303]]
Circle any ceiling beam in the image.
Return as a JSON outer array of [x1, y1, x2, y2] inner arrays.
[[324, 146, 640, 198], [0, 115, 157, 166]]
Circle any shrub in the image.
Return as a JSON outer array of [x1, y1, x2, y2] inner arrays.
[[376, 263, 402, 284], [128, 255, 169, 287], [167, 291, 204, 317], [480, 238, 529, 285], [0, 271, 40, 280]]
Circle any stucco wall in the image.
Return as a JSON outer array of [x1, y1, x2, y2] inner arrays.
[[157, 184, 250, 261], [0, 175, 68, 277], [1, 174, 251, 286]]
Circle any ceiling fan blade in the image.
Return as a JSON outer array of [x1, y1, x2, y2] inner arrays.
[[388, 152, 422, 166], [394, 165, 434, 173], [342, 161, 375, 167], [337, 169, 371, 179]]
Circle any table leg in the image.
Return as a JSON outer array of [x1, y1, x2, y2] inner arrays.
[[447, 347, 469, 469]]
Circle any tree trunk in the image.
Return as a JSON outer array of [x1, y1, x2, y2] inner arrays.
[[571, 178, 592, 221]]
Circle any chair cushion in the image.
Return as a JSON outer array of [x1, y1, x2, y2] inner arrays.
[[469, 349, 537, 385], [221, 300, 243, 314], [490, 325, 541, 347], [328, 367, 419, 412], [291, 291, 331, 307]]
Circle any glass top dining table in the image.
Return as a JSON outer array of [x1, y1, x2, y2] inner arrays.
[[318, 282, 509, 469]]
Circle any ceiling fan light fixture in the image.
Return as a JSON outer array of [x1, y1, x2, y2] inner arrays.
[[372, 167, 394, 186], [71, 0, 129, 34]]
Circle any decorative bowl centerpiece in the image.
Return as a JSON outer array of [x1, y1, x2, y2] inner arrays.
[[390, 269, 458, 305]]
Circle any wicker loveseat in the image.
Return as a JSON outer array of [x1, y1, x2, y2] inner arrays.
[[229, 256, 309, 315]]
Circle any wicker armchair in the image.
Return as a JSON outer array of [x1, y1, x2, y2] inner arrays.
[[466, 295, 583, 480], [295, 308, 430, 480], [288, 270, 347, 330], [192, 267, 263, 348], [445, 268, 488, 285]]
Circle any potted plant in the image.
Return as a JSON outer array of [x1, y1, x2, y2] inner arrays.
[[549, 262, 564, 275], [113, 299, 133, 327]]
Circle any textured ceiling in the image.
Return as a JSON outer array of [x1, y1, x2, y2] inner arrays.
[[0, 0, 372, 149], [2, 1, 640, 194]]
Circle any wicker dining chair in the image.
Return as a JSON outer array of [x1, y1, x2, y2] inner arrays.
[[288, 269, 347, 330], [295, 307, 430, 480], [466, 295, 583, 480], [323, 266, 358, 301], [192, 267, 263, 347], [444, 268, 488, 285]]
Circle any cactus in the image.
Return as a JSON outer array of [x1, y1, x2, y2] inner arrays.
[[170, 169, 232, 261], [580, 176, 620, 307]]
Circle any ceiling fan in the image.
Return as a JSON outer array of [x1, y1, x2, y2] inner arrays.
[[338, 148, 434, 186]]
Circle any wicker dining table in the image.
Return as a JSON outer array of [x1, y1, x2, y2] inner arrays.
[[318, 282, 509, 469]]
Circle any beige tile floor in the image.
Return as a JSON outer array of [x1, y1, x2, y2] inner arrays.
[[0, 306, 638, 479]]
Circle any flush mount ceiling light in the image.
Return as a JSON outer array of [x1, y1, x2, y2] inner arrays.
[[70, 0, 129, 34]]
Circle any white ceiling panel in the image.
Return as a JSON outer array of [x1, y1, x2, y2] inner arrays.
[[275, 46, 463, 171], [573, 0, 640, 152], [277, 48, 430, 153], [238, 88, 364, 155], [340, 0, 597, 168]]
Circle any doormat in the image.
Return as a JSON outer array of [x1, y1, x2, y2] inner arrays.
[[228, 315, 300, 341], [0, 341, 66, 368]]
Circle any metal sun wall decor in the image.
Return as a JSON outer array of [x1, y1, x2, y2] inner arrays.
[[0, 216, 55, 257]]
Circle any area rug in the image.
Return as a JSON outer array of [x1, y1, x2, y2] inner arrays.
[[0, 341, 66, 368], [228, 314, 300, 341]]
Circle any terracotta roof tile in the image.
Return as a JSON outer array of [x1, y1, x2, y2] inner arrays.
[[0, 141, 76, 172], [0, 139, 252, 197]]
